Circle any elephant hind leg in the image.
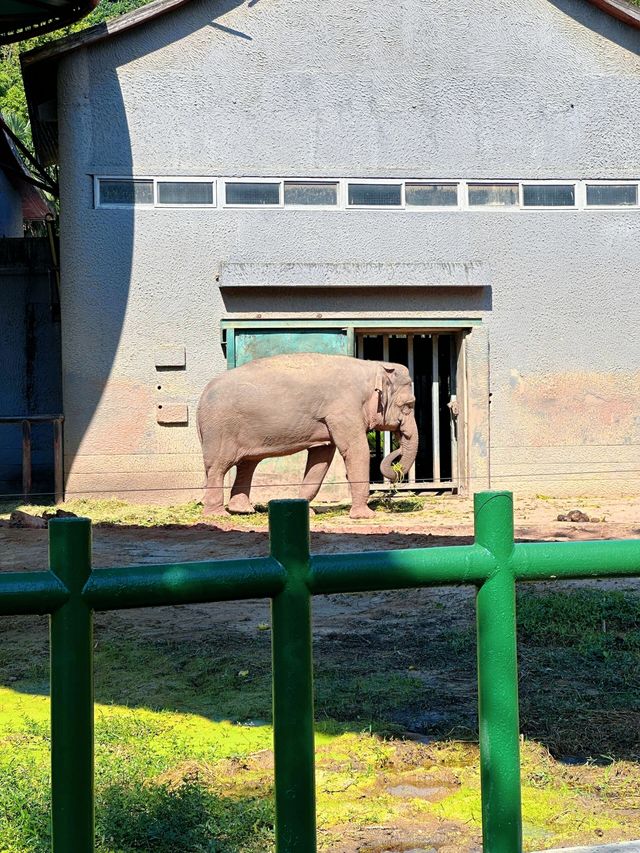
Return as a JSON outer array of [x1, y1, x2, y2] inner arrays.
[[228, 459, 259, 514], [299, 444, 336, 509], [203, 463, 229, 516]]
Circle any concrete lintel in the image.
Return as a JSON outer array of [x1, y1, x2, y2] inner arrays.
[[218, 261, 491, 288]]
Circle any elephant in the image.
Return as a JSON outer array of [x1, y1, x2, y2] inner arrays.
[[196, 352, 418, 519]]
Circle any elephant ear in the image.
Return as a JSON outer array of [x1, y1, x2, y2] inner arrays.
[[374, 363, 396, 396], [372, 363, 396, 421]]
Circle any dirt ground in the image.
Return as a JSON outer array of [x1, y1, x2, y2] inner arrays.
[[1, 492, 639, 640]]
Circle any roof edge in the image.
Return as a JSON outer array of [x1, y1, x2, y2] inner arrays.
[[21, 0, 640, 69], [0, 0, 99, 46], [21, 0, 195, 68], [585, 0, 640, 28]]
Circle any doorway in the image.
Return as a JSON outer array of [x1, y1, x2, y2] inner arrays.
[[356, 332, 461, 491]]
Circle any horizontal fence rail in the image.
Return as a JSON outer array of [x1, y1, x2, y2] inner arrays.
[[0, 491, 639, 852]]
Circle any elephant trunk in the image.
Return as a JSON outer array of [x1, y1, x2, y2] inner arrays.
[[379, 415, 419, 483]]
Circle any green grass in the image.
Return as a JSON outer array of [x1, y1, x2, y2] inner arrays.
[[518, 589, 640, 653], [0, 498, 208, 528], [0, 683, 637, 852], [0, 578, 639, 848]]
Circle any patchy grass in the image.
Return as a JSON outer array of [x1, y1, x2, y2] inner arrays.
[[0, 494, 432, 527], [517, 589, 640, 759], [0, 584, 639, 850], [0, 498, 207, 528], [1, 498, 640, 848], [0, 686, 638, 852], [518, 589, 640, 653]]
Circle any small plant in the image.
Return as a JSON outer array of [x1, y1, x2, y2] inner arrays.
[[390, 461, 405, 485]]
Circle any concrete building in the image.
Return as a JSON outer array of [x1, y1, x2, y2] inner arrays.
[[21, 0, 640, 505]]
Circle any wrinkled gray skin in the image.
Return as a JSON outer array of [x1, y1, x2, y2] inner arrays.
[[197, 353, 418, 519]]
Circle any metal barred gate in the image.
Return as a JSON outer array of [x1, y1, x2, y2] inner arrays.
[[1, 491, 639, 853]]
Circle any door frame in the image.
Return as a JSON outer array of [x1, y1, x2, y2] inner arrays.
[[220, 317, 484, 494], [355, 328, 468, 493]]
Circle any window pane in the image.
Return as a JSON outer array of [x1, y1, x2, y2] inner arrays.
[[157, 181, 214, 205], [348, 183, 402, 206], [522, 184, 575, 207], [225, 182, 280, 205], [405, 183, 458, 207], [284, 182, 338, 206], [586, 184, 638, 207], [99, 179, 153, 206], [468, 183, 519, 207]]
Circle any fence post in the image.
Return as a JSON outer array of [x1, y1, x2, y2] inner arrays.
[[49, 517, 94, 853], [474, 491, 522, 853], [269, 499, 317, 853]]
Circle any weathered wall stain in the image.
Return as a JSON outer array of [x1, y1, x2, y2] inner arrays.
[[503, 370, 639, 447]]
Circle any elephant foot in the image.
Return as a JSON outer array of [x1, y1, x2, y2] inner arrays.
[[349, 504, 376, 520], [227, 495, 255, 514], [203, 506, 230, 518]]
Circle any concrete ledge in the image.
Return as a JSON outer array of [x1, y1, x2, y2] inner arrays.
[[218, 261, 491, 288], [537, 841, 640, 853]]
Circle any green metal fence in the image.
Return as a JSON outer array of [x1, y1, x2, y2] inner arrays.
[[2, 490, 640, 853]]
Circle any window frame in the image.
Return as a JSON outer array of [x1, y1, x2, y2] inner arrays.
[[282, 179, 341, 210], [346, 179, 405, 210], [154, 177, 217, 209], [93, 176, 640, 213], [520, 181, 578, 210], [223, 177, 284, 209], [584, 180, 639, 210]]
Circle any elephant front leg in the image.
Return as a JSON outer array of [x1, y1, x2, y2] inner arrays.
[[299, 444, 336, 511], [228, 459, 259, 514], [327, 424, 375, 519]]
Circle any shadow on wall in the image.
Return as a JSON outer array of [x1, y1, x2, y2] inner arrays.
[[60, 0, 250, 492], [548, 0, 640, 53], [221, 285, 494, 315]]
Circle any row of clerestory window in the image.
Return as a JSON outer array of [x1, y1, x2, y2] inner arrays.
[[95, 177, 640, 210]]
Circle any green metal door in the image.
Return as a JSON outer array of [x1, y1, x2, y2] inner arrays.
[[230, 328, 352, 367]]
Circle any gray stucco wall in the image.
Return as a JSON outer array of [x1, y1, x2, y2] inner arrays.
[[56, 0, 640, 501]]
